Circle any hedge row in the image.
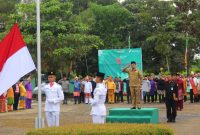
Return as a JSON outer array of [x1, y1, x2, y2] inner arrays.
[[26, 123, 174, 135]]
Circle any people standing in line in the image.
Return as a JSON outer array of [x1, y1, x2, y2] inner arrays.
[[175, 74, 184, 111], [90, 76, 96, 98], [141, 76, 150, 103], [149, 76, 156, 103], [82, 76, 93, 104], [114, 77, 120, 103], [118, 77, 124, 103], [165, 75, 178, 123], [42, 72, 64, 127], [104, 76, 109, 103], [13, 82, 20, 110], [71, 76, 81, 104], [153, 77, 158, 102], [105, 76, 116, 104], [0, 92, 7, 113], [123, 78, 131, 104], [19, 79, 27, 110], [194, 74, 200, 101], [7, 87, 14, 111], [25, 75, 33, 109], [182, 76, 188, 102], [157, 76, 166, 103], [189, 74, 198, 103], [90, 72, 107, 124], [122, 61, 143, 109], [197, 74, 200, 98], [80, 78, 85, 103], [58, 74, 70, 104]]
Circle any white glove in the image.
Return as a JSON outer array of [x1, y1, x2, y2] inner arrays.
[[47, 99, 54, 103]]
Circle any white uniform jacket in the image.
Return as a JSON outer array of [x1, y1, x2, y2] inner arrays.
[[90, 83, 107, 116], [42, 82, 64, 112]]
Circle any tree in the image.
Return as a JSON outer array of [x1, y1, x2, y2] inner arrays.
[[10, 0, 103, 75]]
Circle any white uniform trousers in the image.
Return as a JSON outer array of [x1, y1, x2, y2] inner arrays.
[[92, 115, 105, 124], [46, 111, 60, 127]]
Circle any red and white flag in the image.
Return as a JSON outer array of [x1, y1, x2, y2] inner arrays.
[[0, 23, 36, 95]]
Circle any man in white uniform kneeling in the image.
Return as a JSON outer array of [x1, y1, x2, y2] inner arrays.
[[90, 72, 107, 124], [43, 72, 64, 127]]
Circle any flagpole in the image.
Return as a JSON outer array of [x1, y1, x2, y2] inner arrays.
[[36, 0, 43, 128], [128, 32, 131, 49], [185, 35, 189, 77]]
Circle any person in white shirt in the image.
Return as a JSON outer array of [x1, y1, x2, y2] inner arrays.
[[90, 72, 107, 124], [141, 76, 151, 103], [42, 72, 64, 127], [82, 76, 93, 104]]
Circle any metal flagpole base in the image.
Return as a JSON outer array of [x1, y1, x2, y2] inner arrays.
[[35, 117, 45, 128]]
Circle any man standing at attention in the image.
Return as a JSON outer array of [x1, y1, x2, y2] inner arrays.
[[122, 61, 143, 109], [42, 72, 64, 127], [90, 72, 107, 124]]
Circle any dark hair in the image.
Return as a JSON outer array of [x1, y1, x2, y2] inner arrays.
[[131, 61, 136, 64]]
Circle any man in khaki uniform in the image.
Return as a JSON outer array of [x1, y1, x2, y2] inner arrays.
[[122, 61, 143, 109]]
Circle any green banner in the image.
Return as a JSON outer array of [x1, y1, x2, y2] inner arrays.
[[98, 48, 142, 79]]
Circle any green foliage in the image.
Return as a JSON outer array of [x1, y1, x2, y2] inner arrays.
[[26, 124, 174, 135], [0, 0, 200, 75]]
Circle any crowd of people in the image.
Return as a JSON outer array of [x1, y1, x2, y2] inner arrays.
[[1, 66, 200, 124], [141, 73, 200, 106], [0, 75, 33, 113]]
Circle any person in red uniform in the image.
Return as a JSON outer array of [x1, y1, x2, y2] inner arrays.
[[175, 73, 184, 111]]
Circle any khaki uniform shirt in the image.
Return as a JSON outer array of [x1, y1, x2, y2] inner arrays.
[[124, 69, 142, 86]]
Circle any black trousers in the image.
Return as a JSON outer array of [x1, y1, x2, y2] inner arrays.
[[106, 93, 108, 103], [184, 95, 187, 102], [13, 93, 20, 110], [80, 91, 85, 103], [148, 95, 154, 103], [74, 96, 80, 104], [159, 95, 165, 103], [127, 90, 131, 104], [63, 92, 68, 104], [119, 91, 123, 102], [154, 91, 157, 102], [190, 89, 194, 103], [165, 100, 177, 121], [143, 92, 149, 103], [115, 93, 119, 103]]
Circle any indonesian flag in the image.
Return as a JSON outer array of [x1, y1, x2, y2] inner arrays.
[[0, 23, 36, 95]]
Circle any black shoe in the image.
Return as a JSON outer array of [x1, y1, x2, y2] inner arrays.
[[171, 119, 176, 123], [167, 119, 171, 123], [137, 107, 141, 109], [131, 107, 136, 109]]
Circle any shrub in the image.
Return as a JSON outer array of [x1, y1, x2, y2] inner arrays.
[[26, 123, 174, 135]]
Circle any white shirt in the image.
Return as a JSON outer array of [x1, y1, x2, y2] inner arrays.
[[194, 77, 199, 87], [42, 82, 64, 112], [90, 83, 107, 116], [142, 80, 151, 92], [82, 81, 92, 93]]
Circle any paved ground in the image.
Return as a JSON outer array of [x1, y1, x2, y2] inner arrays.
[[0, 100, 200, 135]]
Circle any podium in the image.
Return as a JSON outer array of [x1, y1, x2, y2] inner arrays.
[[106, 108, 159, 124]]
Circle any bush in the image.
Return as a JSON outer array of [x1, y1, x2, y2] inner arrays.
[[26, 123, 174, 135]]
